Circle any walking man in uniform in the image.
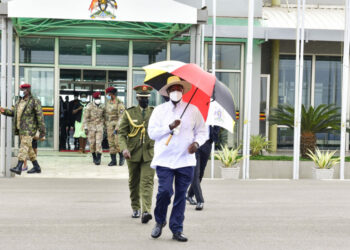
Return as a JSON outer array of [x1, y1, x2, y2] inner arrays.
[[105, 87, 125, 166], [118, 85, 155, 223], [0, 83, 46, 175], [83, 92, 105, 165]]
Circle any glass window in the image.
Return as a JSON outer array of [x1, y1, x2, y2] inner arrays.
[[314, 56, 341, 107], [133, 42, 166, 67], [278, 55, 312, 107], [215, 72, 240, 148], [60, 69, 81, 81], [208, 44, 241, 70], [96, 40, 128, 66], [83, 70, 106, 82], [171, 43, 190, 63], [59, 39, 92, 65], [20, 37, 54, 64], [132, 70, 161, 107], [108, 71, 127, 105], [20, 67, 55, 148]]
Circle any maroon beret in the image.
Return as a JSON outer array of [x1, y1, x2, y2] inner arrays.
[[92, 92, 101, 99], [20, 83, 31, 89], [105, 87, 116, 93]]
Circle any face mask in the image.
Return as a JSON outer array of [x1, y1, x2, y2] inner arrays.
[[94, 99, 101, 105], [139, 98, 149, 109], [106, 95, 111, 100], [81, 97, 87, 102], [19, 90, 25, 98], [169, 91, 182, 102]]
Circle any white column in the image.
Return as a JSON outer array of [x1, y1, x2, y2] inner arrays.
[[340, 0, 350, 180], [211, 0, 216, 179], [242, 0, 255, 179], [6, 19, 13, 177], [1, 17, 7, 177]]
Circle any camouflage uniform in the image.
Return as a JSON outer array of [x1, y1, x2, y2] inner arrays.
[[2, 95, 45, 162], [83, 102, 105, 154]]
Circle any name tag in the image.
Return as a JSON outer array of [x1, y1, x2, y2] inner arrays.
[[133, 120, 138, 122]]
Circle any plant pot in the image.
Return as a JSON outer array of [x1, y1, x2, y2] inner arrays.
[[220, 166, 240, 179], [312, 166, 334, 180]]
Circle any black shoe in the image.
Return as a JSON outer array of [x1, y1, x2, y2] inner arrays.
[[10, 161, 24, 175], [151, 222, 166, 239], [92, 152, 97, 164], [141, 212, 152, 224], [186, 196, 197, 205], [108, 154, 117, 166], [195, 202, 204, 210], [95, 153, 102, 165], [131, 210, 140, 218], [27, 160, 41, 174], [118, 152, 125, 166], [172, 232, 188, 242]]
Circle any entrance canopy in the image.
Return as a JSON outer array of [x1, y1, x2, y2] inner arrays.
[[8, 0, 197, 40]]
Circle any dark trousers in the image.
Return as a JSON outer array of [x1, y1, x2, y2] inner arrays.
[[188, 140, 212, 203], [154, 166, 194, 233]]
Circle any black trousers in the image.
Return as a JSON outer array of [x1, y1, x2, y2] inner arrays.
[[187, 140, 212, 203]]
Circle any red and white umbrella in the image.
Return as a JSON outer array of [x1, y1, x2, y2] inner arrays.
[[143, 60, 236, 133]]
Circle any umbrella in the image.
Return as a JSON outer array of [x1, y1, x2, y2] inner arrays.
[[143, 60, 236, 133]]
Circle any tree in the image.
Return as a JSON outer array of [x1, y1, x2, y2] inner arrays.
[[269, 104, 341, 158]]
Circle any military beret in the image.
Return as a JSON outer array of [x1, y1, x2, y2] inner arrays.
[[105, 87, 116, 94], [20, 83, 31, 89], [134, 85, 153, 97], [92, 92, 101, 99]]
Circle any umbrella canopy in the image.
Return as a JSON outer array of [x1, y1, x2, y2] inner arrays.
[[143, 60, 236, 133]]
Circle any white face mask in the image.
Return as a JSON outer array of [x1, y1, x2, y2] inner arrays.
[[81, 97, 87, 102], [19, 90, 25, 98], [94, 99, 101, 105], [169, 91, 182, 102]]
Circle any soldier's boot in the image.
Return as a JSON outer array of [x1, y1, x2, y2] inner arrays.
[[108, 154, 117, 166], [118, 152, 125, 166], [92, 152, 97, 164], [95, 153, 102, 165], [10, 161, 24, 175], [27, 160, 42, 174]]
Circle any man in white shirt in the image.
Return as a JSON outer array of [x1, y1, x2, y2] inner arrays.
[[148, 76, 208, 242]]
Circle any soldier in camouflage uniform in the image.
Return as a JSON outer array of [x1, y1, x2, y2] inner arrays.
[[83, 92, 105, 165], [105, 87, 125, 166], [0, 83, 46, 175], [118, 85, 155, 223]]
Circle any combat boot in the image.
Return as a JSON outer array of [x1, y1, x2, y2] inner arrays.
[[10, 161, 24, 175], [95, 153, 102, 165], [27, 160, 42, 174], [118, 152, 125, 166], [92, 152, 97, 164], [108, 154, 117, 166]]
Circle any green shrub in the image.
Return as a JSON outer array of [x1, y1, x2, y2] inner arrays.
[[214, 145, 242, 168], [250, 135, 271, 156]]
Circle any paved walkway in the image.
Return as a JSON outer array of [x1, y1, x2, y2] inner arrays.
[[1, 178, 350, 250]]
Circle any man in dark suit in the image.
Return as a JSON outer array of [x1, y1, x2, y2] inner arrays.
[[187, 125, 220, 210]]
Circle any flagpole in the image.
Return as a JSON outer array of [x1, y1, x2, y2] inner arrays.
[[211, 0, 216, 179], [340, 0, 350, 180], [242, 0, 254, 179], [293, 0, 304, 180]]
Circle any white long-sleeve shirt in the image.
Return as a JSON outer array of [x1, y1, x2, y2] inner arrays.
[[148, 100, 208, 169]]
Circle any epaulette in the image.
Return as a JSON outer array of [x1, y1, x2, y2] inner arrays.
[[126, 106, 136, 110]]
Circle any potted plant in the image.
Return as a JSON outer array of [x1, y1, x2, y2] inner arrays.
[[306, 148, 340, 180], [250, 135, 271, 156], [215, 145, 242, 179]]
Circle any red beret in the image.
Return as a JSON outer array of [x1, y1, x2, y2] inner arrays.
[[20, 83, 31, 89], [92, 92, 101, 99], [105, 87, 115, 93]]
